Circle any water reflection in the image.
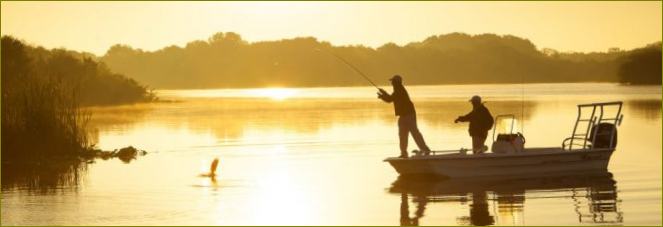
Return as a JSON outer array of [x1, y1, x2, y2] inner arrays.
[[1, 160, 87, 193], [86, 98, 539, 152], [626, 99, 661, 120], [390, 171, 622, 226], [85, 103, 153, 131], [574, 182, 623, 225]]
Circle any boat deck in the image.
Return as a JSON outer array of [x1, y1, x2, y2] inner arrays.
[[384, 147, 613, 162]]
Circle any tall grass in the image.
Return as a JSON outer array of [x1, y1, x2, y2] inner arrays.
[[1, 62, 92, 190], [2, 76, 91, 160]]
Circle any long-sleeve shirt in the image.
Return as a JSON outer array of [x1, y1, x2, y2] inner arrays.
[[457, 104, 493, 137], [379, 85, 416, 116]]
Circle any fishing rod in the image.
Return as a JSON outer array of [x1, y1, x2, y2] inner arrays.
[[315, 48, 381, 90]]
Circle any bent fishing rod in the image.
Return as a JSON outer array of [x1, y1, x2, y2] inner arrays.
[[315, 48, 381, 90]]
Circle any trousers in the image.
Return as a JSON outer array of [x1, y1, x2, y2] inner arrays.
[[472, 132, 488, 154], [398, 114, 430, 155]]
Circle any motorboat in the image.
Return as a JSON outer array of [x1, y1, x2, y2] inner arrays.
[[384, 101, 624, 178]]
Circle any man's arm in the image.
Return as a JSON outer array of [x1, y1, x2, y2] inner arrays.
[[377, 89, 393, 103], [455, 111, 473, 123]]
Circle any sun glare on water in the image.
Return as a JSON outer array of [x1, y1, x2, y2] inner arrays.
[[249, 88, 298, 100]]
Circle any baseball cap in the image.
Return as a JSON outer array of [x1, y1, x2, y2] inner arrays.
[[469, 95, 482, 103]]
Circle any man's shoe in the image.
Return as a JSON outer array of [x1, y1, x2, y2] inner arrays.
[[418, 148, 431, 156], [398, 154, 409, 159]]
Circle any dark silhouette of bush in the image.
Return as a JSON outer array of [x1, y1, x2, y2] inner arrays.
[[617, 43, 662, 85], [100, 32, 658, 89], [1, 36, 155, 162]]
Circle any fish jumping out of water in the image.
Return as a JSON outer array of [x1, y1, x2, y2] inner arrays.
[[199, 158, 219, 178]]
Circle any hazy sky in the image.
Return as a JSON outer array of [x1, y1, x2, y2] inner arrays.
[[1, 1, 661, 55]]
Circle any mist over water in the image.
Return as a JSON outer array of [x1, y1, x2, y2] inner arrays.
[[2, 83, 661, 225]]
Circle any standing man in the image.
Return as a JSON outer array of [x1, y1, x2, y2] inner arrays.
[[454, 95, 494, 154], [378, 75, 431, 158]]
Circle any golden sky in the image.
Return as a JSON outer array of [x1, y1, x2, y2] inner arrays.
[[1, 1, 661, 55]]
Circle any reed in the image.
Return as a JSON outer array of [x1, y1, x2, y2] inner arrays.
[[2, 75, 91, 160]]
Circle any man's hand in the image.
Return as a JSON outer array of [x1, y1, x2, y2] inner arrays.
[[377, 89, 388, 100], [378, 88, 388, 96], [454, 118, 460, 123]]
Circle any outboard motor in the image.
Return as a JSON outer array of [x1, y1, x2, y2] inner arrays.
[[589, 123, 617, 149]]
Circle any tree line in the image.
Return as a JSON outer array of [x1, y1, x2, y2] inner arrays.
[[100, 32, 662, 88]]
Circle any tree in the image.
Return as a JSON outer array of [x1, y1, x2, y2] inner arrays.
[[618, 43, 662, 85]]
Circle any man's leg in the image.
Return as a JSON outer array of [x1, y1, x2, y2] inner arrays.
[[472, 136, 481, 154], [478, 134, 488, 152], [472, 133, 488, 154], [398, 117, 409, 157], [407, 115, 431, 152]]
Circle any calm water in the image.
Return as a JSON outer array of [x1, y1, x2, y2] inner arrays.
[[2, 83, 661, 225]]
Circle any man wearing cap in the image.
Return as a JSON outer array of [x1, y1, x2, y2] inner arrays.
[[378, 75, 431, 158], [455, 95, 494, 154]]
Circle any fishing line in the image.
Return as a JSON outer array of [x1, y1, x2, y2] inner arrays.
[[521, 73, 525, 135], [315, 48, 381, 90]]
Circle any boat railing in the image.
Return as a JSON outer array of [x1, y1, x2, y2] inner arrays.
[[563, 137, 592, 150], [424, 149, 465, 156], [491, 114, 516, 142], [563, 102, 624, 151]]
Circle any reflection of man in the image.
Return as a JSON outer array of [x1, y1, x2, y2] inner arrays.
[[400, 193, 428, 226], [378, 75, 431, 158], [454, 95, 494, 154], [400, 193, 412, 226], [470, 191, 495, 226]]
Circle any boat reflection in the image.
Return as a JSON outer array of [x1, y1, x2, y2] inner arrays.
[[390, 171, 623, 226]]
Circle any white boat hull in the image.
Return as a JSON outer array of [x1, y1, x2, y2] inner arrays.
[[384, 147, 614, 178]]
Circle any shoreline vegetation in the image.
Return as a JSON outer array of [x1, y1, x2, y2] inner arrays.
[[101, 32, 661, 89], [1, 36, 153, 178]]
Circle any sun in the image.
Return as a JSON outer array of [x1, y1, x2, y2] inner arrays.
[[251, 88, 298, 101]]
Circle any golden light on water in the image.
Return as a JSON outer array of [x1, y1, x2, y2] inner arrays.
[[157, 87, 301, 100], [247, 88, 298, 101]]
